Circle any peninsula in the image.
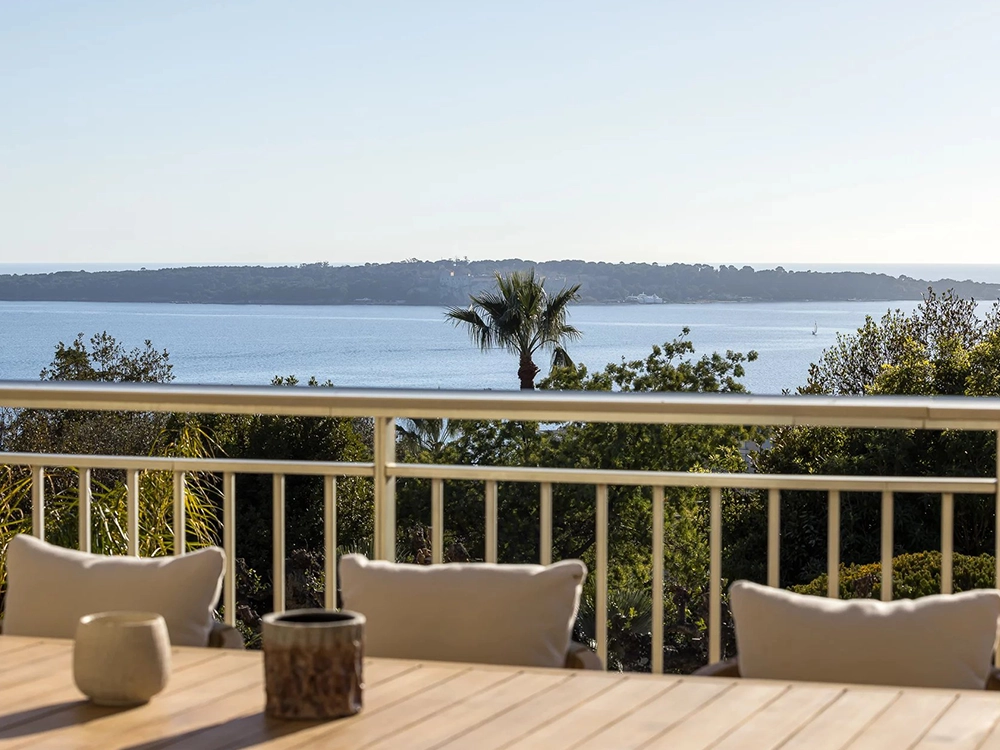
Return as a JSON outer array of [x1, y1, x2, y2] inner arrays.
[[0, 260, 996, 306]]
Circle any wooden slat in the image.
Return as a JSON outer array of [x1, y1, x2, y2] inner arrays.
[[0, 648, 228, 741], [2, 659, 264, 749], [711, 685, 845, 750], [0, 638, 46, 656], [504, 677, 673, 750], [0, 644, 74, 682], [779, 688, 900, 750], [842, 691, 958, 750], [575, 679, 730, 750], [276, 668, 511, 749], [644, 682, 788, 749], [919, 694, 1000, 750], [435, 672, 618, 750], [163, 664, 468, 750], [365, 671, 569, 750]]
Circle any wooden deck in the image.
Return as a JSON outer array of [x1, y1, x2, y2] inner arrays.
[[2, 635, 1000, 748]]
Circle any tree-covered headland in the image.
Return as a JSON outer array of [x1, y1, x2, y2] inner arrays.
[[1, 259, 998, 305]]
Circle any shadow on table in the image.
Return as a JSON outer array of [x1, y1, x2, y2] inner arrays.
[[120, 712, 327, 750], [0, 700, 134, 739]]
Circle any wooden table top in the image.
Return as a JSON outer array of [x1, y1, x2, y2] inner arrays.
[[2, 635, 1000, 749]]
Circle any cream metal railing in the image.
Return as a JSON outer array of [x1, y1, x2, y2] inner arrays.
[[3, 381, 1000, 671]]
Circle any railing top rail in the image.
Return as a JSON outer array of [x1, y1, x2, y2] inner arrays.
[[2, 380, 1000, 430]]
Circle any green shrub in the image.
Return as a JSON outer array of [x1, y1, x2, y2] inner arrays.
[[792, 551, 996, 600]]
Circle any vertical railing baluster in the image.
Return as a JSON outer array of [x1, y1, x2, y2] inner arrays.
[[881, 490, 893, 602], [596, 484, 609, 669], [31, 466, 44, 540], [827, 490, 840, 599], [709, 487, 722, 665], [273, 474, 286, 614], [223, 472, 236, 626], [127, 469, 140, 556], [173, 471, 186, 556], [995, 431, 1000, 667], [431, 479, 444, 564], [374, 417, 397, 562], [941, 492, 954, 595], [767, 488, 780, 588], [78, 468, 92, 553], [324, 475, 337, 610], [485, 480, 498, 563], [651, 486, 665, 674], [540, 482, 553, 566]]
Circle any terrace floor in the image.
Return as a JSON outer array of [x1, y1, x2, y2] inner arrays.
[[1, 636, 999, 749]]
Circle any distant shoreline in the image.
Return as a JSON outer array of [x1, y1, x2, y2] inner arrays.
[[0, 260, 997, 307]]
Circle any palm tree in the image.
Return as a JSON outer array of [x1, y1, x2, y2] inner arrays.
[[446, 270, 582, 390], [397, 418, 460, 460]]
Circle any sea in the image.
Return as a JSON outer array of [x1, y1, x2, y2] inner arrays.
[[0, 299, 937, 395]]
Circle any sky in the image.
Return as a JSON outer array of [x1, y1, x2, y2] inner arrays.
[[1, 1, 998, 269]]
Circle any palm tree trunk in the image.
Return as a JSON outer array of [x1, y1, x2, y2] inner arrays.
[[518, 354, 539, 390]]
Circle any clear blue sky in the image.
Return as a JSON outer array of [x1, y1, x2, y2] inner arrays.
[[1, 1, 997, 267]]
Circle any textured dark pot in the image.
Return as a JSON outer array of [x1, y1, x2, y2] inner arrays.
[[262, 609, 366, 720]]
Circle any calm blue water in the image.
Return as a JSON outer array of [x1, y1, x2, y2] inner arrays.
[[0, 300, 938, 394]]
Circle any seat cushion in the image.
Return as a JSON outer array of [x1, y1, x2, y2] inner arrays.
[[339, 555, 586, 668], [2, 534, 225, 647], [730, 580, 1000, 689]]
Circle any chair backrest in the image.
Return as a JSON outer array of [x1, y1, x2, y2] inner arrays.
[[2, 534, 225, 647], [729, 580, 1000, 690], [339, 554, 586, 668]]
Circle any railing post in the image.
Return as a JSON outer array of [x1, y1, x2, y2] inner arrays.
[[431, 479, 444, 564], [78, 468, 92, 553], [374, 417, 397, 562], [539, 483, 553, 566], [827, 490, 840, 598], [324, 475, 337, 610], [173, 471, 186, 556], [485, 480, 498, 563], [995, 432, 1000, 667], [881, 490, 893, 602], [127, 469, 140, 556], [709, 487, 722, 665], [222, 472, 237, 625], [941, 492, 954, 595], [31, 466, 45, 541], [767, 488, 780, 587], [595, 484, 608, 669], [273, 474, 285, 614], [651, 486, 664, 674]]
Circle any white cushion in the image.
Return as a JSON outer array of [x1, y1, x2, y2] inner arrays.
[[730, 580, 1000, 689], [339, 554, 586, 668], [2, 534, 225, 647]]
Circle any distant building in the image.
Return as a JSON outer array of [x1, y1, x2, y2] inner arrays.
[[623, 293, 664, 304]]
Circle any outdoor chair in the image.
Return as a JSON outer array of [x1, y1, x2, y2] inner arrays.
[[694, 580, 1000, 690], [1, 534, 243, 649], [339, 554, 601, 670]]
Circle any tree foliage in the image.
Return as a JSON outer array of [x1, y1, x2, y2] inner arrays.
[[0, 334, 218, 610], [751, 290, 1000, 588], [793, 551, 995, 600]]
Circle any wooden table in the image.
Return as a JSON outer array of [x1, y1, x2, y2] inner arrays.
[[3, 636, 1000, 749]]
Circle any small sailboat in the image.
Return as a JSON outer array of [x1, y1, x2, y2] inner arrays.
[[812, 322, 818, 336]]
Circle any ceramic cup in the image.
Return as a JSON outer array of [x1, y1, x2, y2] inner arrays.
[[73, 611, 171, 706]]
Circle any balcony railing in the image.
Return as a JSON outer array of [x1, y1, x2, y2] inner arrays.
[[2, 380, 1000, 671]]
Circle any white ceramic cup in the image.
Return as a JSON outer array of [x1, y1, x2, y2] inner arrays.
[[73, 611, 172, 706]]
